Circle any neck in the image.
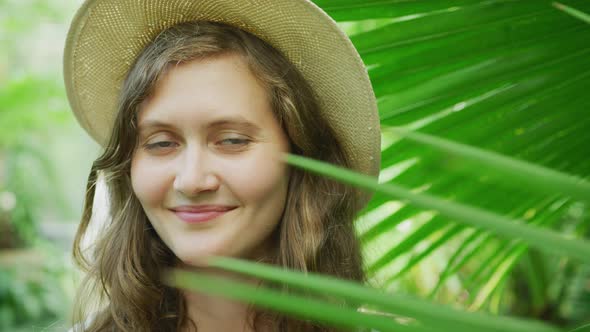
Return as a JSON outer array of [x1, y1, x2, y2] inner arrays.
[[177, 238, 279, 332], [180, 266, 260, 332]]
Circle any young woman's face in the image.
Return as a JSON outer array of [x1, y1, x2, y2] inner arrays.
[[130, 53, 290, 265]]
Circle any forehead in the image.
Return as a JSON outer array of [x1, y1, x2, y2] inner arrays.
[[137, 53, 272, 130]]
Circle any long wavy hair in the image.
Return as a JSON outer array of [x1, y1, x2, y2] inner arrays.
[[71, 21, 365, 332]]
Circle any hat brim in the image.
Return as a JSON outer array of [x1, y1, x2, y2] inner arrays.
[[64, 0, 380, 179]]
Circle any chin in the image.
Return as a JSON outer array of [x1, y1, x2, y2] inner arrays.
[[174, 246, 226, 267]]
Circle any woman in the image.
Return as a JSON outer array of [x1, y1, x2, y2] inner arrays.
[[64, 0, 380, 331]]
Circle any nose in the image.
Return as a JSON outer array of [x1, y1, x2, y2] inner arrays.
[[172, 146, 220, 197]]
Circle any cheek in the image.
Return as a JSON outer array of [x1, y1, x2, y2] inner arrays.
[[222, 151, 289, 208], [130, 156, 170, 206]]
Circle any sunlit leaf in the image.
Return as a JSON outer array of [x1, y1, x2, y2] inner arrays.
[[286, 154, 590, 262]]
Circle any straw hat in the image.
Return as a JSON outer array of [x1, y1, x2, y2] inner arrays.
[[64, 0, 380, 179]]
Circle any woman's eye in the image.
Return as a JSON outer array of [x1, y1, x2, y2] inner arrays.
[[145, 141, 177, 150], [218, 138, 250, 146]]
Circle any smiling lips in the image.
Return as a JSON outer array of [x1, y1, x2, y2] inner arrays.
[[171, 205, 237, 224]]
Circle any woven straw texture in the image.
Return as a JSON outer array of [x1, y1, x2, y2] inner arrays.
[[64, 0, 380, 177]]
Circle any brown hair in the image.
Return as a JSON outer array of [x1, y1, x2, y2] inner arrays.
[[72, 21, 364, 332]]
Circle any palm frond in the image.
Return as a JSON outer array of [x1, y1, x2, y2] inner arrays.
[[170, 0, 590, 329]]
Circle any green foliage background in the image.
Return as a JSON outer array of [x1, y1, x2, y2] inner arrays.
[[0, 0, 588, 331], [1, 0, 98, 330]]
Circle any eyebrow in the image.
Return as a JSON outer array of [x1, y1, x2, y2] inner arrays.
[[137, 116, 262, 133]]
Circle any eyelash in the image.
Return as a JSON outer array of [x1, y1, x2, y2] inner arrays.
[[144, 141, 177, 150], [144, 138, 251, 150], [217, 138, 251, 146]]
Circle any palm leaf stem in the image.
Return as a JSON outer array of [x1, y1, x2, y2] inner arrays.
[[285, 154, 590, 262], [368, 144, 583, 279], [204, 257, 562, 332], [385, 126, 590, 201], [365, 114, 589, 251], [553, 2, 590, 23], [378, 79, 590, 183], [166, 270, 416, 332]]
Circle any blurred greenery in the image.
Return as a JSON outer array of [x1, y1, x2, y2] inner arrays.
[[0, 245, 74, 331], [1, 0, 589, 331], [1, 0, 97, 331]]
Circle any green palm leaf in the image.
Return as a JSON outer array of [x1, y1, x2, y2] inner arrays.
[[553, 2, 590, 23], [166, 258, 561, 332], [285, 154, 590, 262], [385, 126, 590, 200], [168, 1, 590, 330]]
